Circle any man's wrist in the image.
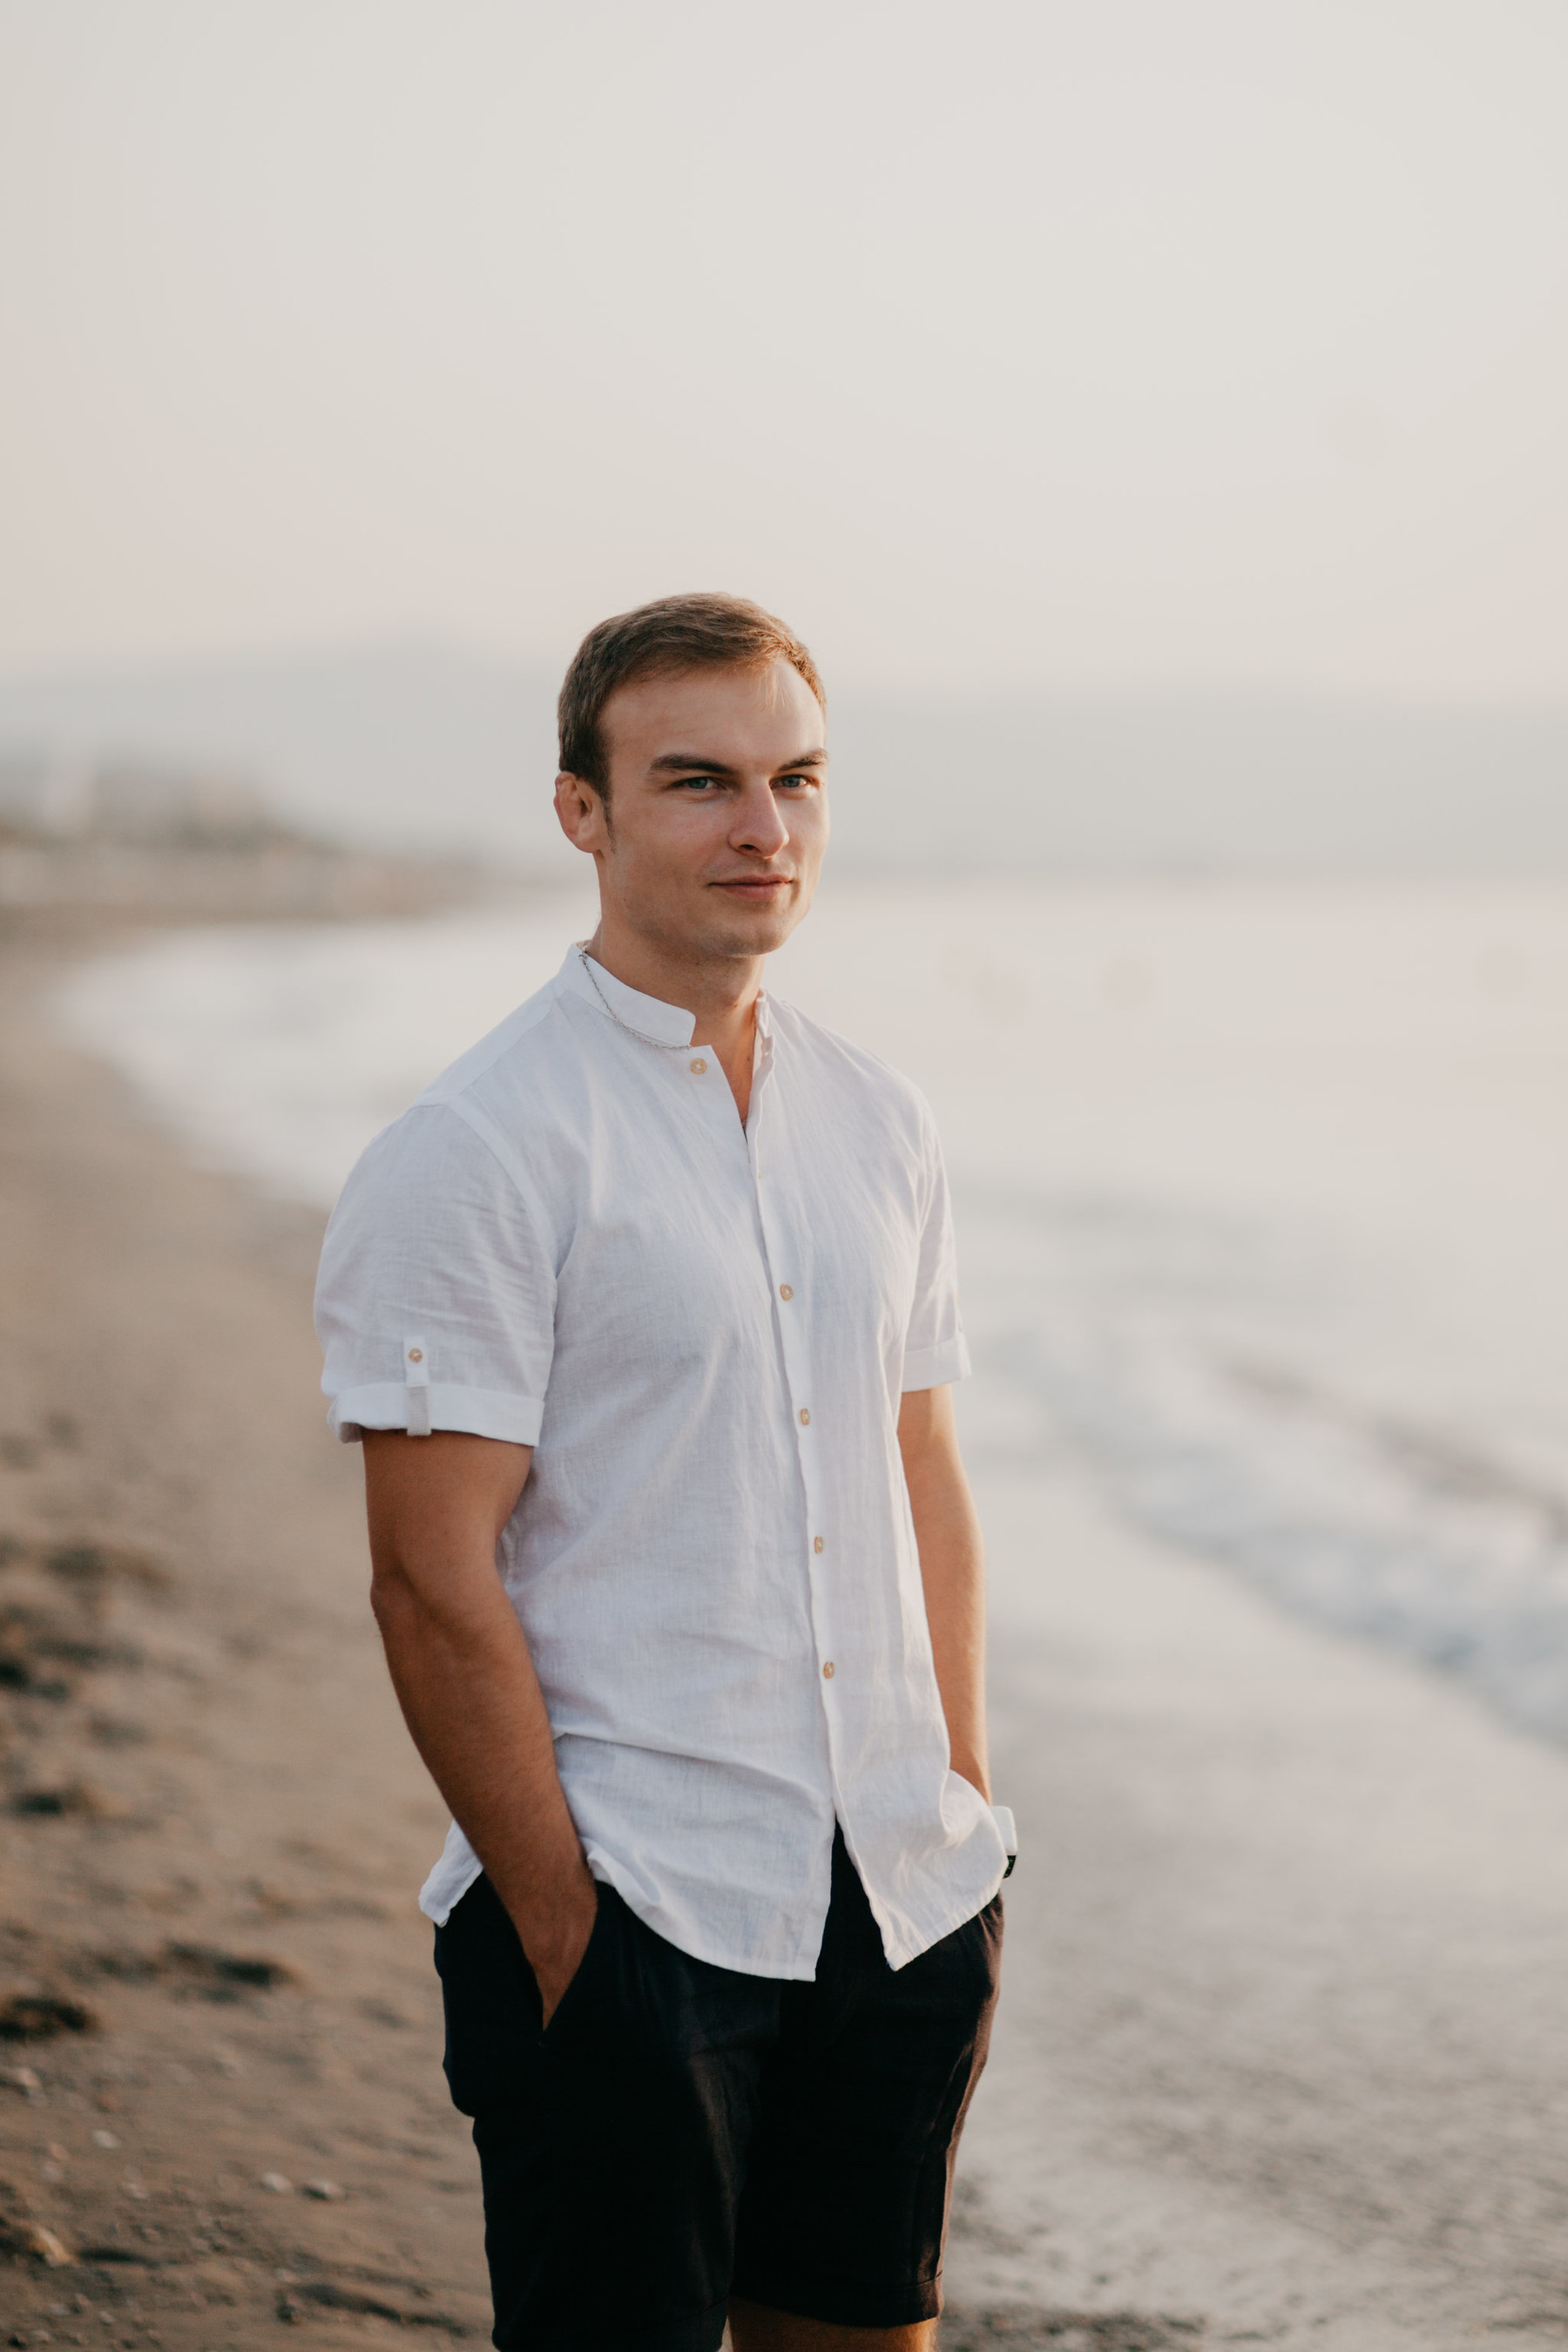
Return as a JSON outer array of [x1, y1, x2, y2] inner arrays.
[[524, 1899, 596, 1972], [489, 1848, 598, 1963]]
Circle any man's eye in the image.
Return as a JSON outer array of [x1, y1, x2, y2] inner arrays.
[[672, 775, 719, 791]]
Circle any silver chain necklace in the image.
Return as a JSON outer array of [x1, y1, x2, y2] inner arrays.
[[577, 945, 694, 1052]]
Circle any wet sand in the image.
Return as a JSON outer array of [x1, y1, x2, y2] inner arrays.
[[944, 1436, 1568, 2349]]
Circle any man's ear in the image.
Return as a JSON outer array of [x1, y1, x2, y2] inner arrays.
[[554, 773, 609, 852]]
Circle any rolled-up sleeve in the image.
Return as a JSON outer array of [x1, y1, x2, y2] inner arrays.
[[900, 1107, 971, 1393], [314, 1100, 557, 1444]]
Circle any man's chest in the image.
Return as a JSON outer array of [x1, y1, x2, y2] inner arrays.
[[544, 1086, 925, 1372]]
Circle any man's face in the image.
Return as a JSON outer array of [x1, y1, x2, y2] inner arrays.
[[557, 659, 829, 965]]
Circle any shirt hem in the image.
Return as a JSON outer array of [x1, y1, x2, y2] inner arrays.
[[875, 1854, 1008, 1970], [421, 1828, 1005, 1977], [420, 1853, 483, 1928], [420, 1848, 831, 1981]]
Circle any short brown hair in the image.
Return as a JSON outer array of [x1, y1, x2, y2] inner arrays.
[[558, 592, 824, 796]]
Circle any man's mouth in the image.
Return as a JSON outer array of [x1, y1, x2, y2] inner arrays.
[[712, 875, 792, 896]]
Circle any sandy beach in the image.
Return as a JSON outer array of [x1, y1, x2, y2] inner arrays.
[[0, 913, 492, 2345], [7, 897, 1568, 2352]]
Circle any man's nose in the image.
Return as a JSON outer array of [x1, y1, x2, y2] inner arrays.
[[732, 779, 790, 857]]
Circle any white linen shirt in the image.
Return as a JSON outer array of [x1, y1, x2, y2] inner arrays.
[[314, 944, 1007, 1977]]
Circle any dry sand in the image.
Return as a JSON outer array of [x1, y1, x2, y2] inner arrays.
[[6, 905, 1568, 2351], [0, 921, 490, 2346]]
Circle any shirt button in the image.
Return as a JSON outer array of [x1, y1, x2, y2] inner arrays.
[[814, 1536, 824, 1553], [822, 1661, 835, 1680], [799, 1408, 811, 1426], [407, 1348, 423, 1362], [689, 1058, 707, 1074], [779, 1283, 793, 1301]]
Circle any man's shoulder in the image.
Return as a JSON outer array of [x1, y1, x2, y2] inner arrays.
[[329, 971, 576, 1221]]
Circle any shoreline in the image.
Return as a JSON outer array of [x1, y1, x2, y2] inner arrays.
[[0, 836, 506, 941]]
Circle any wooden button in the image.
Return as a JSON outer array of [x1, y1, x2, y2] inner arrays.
[[799, 1408, 810, 1427], [822, 1661, 835, 1680]]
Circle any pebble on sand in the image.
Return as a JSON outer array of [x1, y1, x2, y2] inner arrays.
[[260, 2172, 292, 2193], [301, 2178, 345, 2200], [4, 2220, 72, 2266]]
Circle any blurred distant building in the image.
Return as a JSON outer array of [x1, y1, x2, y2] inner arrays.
[[0, 752, 290, 849]]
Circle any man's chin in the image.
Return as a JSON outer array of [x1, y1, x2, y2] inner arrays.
[[626, 882, 813, 967], [698, 889, 805, 957]]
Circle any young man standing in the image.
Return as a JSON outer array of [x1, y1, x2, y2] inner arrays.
[[314, 594, 1013, 2351]]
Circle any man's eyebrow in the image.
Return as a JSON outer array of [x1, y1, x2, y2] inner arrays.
[[647, 747, 828, 774]]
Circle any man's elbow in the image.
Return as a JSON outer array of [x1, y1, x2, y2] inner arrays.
[[368, 1550, 421, 1640], [368, 1544, 504, 1656]]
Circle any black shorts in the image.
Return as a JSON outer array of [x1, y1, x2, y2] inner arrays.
[[434, 1828, 1002, 2351]]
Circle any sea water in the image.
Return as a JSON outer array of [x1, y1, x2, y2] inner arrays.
[[58, 881, 1568, 1745]]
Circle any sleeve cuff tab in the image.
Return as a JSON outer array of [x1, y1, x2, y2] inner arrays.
[[403, 1335, 431, 1437]]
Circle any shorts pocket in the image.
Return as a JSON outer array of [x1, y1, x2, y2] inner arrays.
[[539, 1878, 608, 2044], [434, 1873, 607, 2115]]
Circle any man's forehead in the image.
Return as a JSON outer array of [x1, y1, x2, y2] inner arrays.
[[603, 661, 826, 764]]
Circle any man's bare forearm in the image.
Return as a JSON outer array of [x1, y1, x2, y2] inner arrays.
[[363, 1432, 596, 2014], [372, 1562, 591, 1950], [897, 1384, 990, 1801]]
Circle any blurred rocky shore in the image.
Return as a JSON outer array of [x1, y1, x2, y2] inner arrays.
[[0, 751, 489, 936]]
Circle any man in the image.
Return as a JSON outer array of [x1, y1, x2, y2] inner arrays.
[[314, 593, 1014, 2352]]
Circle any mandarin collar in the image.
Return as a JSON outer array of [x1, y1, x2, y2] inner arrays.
[[559, 944, 774, 1051], [558, 945, 696, 1048]]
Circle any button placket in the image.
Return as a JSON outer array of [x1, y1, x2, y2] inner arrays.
[[747, 1104, 841, 1724], [791, 1362, 839, 1704], [756, 1197, 814, 1461], [684, 1052, 765, 1177]]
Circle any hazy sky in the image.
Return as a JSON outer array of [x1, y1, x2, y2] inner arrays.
[[3, 0, 1565, 696]]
